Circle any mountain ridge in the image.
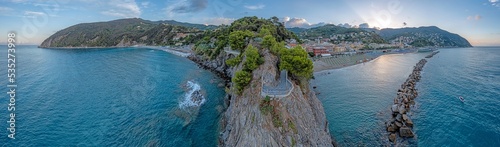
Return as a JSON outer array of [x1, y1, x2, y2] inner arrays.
[[287, 24, 472, 47], [39, 18, 215, 48]]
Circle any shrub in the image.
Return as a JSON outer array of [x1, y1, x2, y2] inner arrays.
[[232, 70, 252, 94], [243, 45, 264, 71], [262, 35, 277, 49], [225, 56, 242, 67], [270, 41, 287, 55], [260, 96, 273, 114]]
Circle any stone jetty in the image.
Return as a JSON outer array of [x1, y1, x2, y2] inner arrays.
[[386, 59, 427, 142], [425, 51, 439, 58]]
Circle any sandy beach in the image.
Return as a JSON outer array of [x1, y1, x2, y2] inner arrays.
[[313, 49, 418, 73]]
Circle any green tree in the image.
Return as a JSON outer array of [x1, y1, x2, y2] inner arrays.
[[259, 27, 272, 37], [229, 30, 254, 50], [232, 70, 252, 94], [262, 35, 277, 49], [226, 56, 242, 67], [270, 41, 286, 55], [279, 46, 313, 79], [243, 45, 264, 71]]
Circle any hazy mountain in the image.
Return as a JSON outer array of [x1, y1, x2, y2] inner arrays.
[[288, 24, 386, 44], [289, 24, 472, 47], [361, 26, 472, 47]]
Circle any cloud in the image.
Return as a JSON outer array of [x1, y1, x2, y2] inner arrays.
[[282, 16, 331, 28], [141, 2, 150, 8], [169, 0, 208, 13], [0, 7, 13, 12], [101, 0, 141, 18], [9, 0, 27, 3], [359, 23, 370, 28], [22, 11, 46, 18], [244, 4, 265, 10], [204, 17, 235, 25], [25, 11, 46, 16], [467, 15, 482, 20], [338, 23, 354, 28], [282, 16, 291, 22], [282, 17, 312, 28], [489, 0, 500, 7]]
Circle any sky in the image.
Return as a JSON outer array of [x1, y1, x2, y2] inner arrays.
[[0, 0, 499, 46]]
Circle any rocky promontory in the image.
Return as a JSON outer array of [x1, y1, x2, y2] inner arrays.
[[189, 45, 335, 146], [188, 17, 335, 146]]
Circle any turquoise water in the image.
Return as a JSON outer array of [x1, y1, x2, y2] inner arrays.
[[0, 46, 226, 146], [314, 47, 500, 146], [2, 46, 498, 146]]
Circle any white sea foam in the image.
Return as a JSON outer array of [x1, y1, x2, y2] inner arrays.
[[179, 80, 206, 109]]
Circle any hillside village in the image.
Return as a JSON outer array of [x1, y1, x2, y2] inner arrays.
[[287, 26, 471, 57]]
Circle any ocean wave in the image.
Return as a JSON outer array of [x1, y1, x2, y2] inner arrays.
[[179, 80, 206, 109]]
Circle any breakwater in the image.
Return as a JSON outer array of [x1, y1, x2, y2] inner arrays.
[[386, 59, 427, 143], [425, 51, 439, 58]]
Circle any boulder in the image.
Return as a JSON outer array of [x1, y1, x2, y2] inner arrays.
[[389, 133, 396, 142], [391, 104, 399, 113], [396, 114, 402, 122], [402, 114, 408, 121], [399, 126, 415, 137], [398, 105, 406, 114], [387, 124, 396, 132], [406, 118, 414, 127], [395, 121, 403, 128]]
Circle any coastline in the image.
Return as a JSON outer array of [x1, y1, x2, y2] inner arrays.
[[138, 45, 192, 57], [38, 46, 123, 49], [313, 49, 418, 75], [313, 54, 381, 74], [38, 45, 193, 57]]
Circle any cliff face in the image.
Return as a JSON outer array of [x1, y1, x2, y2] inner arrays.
[[191, 49, 334, 146]]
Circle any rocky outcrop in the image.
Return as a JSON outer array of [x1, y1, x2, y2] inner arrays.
[[386, 59, 427, 142], [220, 49, 334, 146], [189, 49, 335, 146], [188, 53, 235, 86]]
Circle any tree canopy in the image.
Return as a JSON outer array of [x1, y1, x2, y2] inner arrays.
[[279, 46, 314, 79], [243, 45, 264, 71], [229, 30, 254, 51]]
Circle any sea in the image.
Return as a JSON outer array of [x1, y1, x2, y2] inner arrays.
[[313, 47, 500, 146], [0, 46, 226, 146], [1, 46, 498, 146]]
